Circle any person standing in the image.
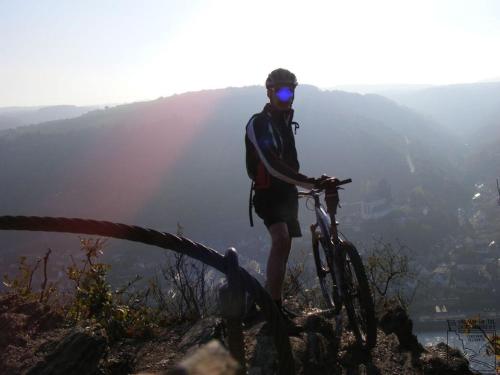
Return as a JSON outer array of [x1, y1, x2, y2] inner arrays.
[[245, 68, 329, 315]]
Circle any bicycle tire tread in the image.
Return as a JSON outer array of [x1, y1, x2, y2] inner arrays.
[[342, 241, 377, 349], [313, 234, 341, 311]]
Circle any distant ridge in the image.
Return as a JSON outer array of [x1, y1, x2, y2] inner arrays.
[[0, 104, 101, 131], [327, 84, 433, 95], [379, 81, 500, 138]]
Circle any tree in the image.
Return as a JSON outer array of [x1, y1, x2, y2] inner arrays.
[[365, 239, 418, 309]]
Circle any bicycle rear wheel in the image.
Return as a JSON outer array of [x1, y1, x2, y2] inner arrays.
[[341, 241, 377, 349], [312, 231, 341, 312]]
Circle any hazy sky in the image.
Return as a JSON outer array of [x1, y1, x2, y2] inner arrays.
[[1, 0, 500, 106]]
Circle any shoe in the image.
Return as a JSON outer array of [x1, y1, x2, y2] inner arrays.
[[280, 304, 299, 319], [261, 317, 302, 337]]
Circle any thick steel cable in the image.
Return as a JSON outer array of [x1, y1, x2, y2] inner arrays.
[[0, 216, 295, 375]]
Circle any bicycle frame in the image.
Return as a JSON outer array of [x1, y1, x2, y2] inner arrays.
[[298, 189, 336, 234]]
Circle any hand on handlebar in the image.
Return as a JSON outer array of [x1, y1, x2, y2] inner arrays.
[[313, 174, 340, 189]]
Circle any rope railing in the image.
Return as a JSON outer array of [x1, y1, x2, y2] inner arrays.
[[0, 215, 295, 375]]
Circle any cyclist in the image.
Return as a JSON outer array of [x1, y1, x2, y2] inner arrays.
[[245, 68, 331, 318]]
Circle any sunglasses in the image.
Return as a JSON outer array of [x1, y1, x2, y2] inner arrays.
[[274, 86, 294, 102]]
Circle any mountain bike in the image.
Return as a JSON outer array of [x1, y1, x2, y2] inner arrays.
[[298, 178, 377, 349]]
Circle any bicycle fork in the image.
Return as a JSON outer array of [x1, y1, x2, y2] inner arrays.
[[310, 224, 344, 318], [330, 221, 347, 299]]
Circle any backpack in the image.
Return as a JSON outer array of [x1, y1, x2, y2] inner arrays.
[[244, 111, 300, 226]]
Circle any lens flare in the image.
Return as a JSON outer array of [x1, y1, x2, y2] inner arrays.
[[275, 87, 294, 102]]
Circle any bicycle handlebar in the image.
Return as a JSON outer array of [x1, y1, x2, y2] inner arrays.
[[298, 178, 352, 197], [337, 178, 352, 186]]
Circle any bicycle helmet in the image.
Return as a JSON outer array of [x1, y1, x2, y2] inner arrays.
[[265, 68, 298, 89]]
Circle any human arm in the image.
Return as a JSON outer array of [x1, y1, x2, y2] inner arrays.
[[246, 117, 316, 189]]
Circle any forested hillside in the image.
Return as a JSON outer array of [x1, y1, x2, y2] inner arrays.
[[0, 86, 469, 270]]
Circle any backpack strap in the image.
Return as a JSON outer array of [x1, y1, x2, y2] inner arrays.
[[249, 180, 255, 227]]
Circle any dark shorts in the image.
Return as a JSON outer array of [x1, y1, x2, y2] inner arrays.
[[253, 188, 302, 238]]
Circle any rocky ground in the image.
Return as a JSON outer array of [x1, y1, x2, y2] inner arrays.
[[0, 294, 476, 375]]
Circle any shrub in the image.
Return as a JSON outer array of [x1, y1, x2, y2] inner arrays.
[[365, 239, 419, 310], [65, 238, 157, 341], [3, 248, 57, 304]]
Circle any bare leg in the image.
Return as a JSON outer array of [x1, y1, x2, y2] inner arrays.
[[266, 222, 292, 301]]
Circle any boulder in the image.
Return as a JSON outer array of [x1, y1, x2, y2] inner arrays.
[[420, 342, 475, 375], [26, 327, 108, 375], [378, 302, 423, 352], [169, 340, 239, 375], [179, 317, 224, 353]]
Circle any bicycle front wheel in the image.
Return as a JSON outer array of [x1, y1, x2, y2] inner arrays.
[[341, 241, 377, 349], [312, 231, 341, 312]]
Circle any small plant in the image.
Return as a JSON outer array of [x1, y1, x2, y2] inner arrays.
[[152, 251, 216, 321], [3, 255, 41, 297], [3, 248, 57, 303], [282, 249, 319, 309], [65, 239, 113, 321], [149, 223, 217, 321], [283, 261, 305, 299]]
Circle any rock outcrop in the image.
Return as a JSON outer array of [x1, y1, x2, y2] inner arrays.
[[0, 294, 65, 374], [26, 327, 108, 375], [0, 293, 477, 374]]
